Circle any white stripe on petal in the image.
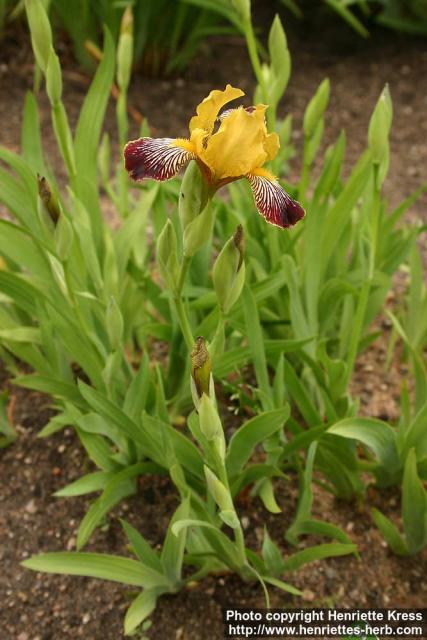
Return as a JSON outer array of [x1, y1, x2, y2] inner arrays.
[[247, 172, 305, 228], [124, 137, 195, 182]]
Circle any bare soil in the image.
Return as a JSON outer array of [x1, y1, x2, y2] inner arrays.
[[1, 3, 427, 639]]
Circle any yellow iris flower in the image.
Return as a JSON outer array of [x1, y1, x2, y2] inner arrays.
[[124, 84, 304, 228]]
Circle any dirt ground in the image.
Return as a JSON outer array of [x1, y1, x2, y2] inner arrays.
[[0, 2, 427, 639]]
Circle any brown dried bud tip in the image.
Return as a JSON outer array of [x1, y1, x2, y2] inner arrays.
[[191, 336, 211, 398], [233, 224, 244, 271], [120, 6, 134, 35], [37, 174, 60, 224]]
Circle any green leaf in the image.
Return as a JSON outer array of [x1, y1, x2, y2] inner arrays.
[[282, 543, 357, 572], [286, 441, 317, 544], [262, 527, 284, 575], [0, 392, 18, 448], [371, 508, 408, 555], [161, 497, 190, 585], [15, 374, 86, 408], [54, 471, 113, 497], [328, 417, 400, 472], [293, 519, 354, 545], [77, 429, 119, 472], [0, 327, 41, 343], [258, 479, 281, 514], [402, 448, 426, 553], [22, 552, 169, 588], [120, 520, 162, 573], [76, 464, 152, 549], [213, 338, 312, 378], [124, 588, 165, 636], [226, 407, 290, 478], [241, 284, 273, 410], [283, 358, 322, 426], [262, 576, 302, 596]]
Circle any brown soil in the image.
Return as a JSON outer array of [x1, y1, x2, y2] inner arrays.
[[1, 3, 427, 639]]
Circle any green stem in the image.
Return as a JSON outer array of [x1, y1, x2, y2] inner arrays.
[[177, 254, 191, 294], [174, 294, 194, 350], [172, 255, 194, 349]]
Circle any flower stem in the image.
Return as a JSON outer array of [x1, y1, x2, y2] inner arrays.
[[174, 295, 194, 350], [173, 255, 194, 350]]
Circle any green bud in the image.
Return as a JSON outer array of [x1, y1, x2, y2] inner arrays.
[[179, 161, 207, 231], [212, 433, 226, 464], [191, 337, 212, 399], [25, 0, 52, 73], [268, 15, 290, 104], [231, 0, 251, 22], [106, 295, 124, 350], [219, 509, 240, 529], [212, 225, 245, 314], [38, 175, 61, 224], [117, 7, 134, 91], [55, 213, 74, 262], [156, 219, 180, 292], [204, 465, 234, 512], [368, 87, 392, 165], [303, 78, 330, 138], [183, 199, 215, 257], [198, 393, 222, 441], [46, 47, 62, 104]]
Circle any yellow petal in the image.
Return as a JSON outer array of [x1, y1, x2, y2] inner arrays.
[[263, 131, 280, 162], [189, 84, 245, 135], [199, 105, 270, 180]]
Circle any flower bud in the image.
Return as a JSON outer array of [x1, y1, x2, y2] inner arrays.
[[38, 175, 61, 224], [219, 509, 240, 529], [46, 47, 62, 105], [303, 78, 330, 139], [156, 219, 180, 292], [231, 0, 251, 22], [25, 0, 52, 73], [198, 393, 222, 441], [190, 336, 213, 405], [368, 87, 392, 165], [106, 295, 124, 350], [179, 161, 207, 231], [268, 15, 290, 104], [213, 433, 226, 464], [212, 225, 245, 314], [183, 199, 215, 257], [204, 465, 234, 512], [117, 6, 133, 91]]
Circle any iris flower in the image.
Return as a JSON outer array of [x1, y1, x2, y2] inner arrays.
[[124, 84, 304, 228]]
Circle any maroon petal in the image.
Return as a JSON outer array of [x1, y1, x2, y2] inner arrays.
[[124, 137, 195, 182], [247, 172, 305, 228]]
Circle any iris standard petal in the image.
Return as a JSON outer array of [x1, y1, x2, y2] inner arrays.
[[124, 137, 196, 182], [263, 131, 280, 162], [201, 106, 270, 180], [247, 168, 305, 228], [189, 84, 244, 135]]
